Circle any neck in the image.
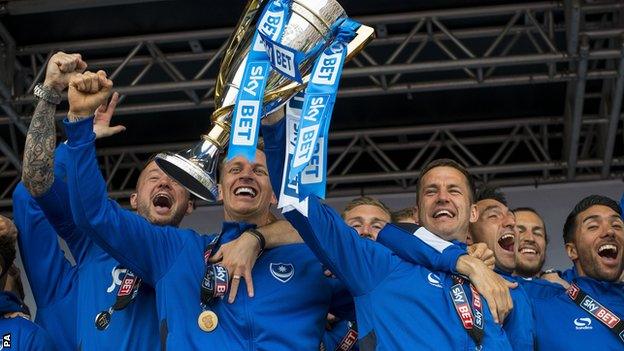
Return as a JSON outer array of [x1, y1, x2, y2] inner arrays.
[[223, 209, 271, 227]]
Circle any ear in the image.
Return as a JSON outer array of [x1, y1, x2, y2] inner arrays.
[[185, 200, 194, 216], [270, 192, 277, 206], [217, 184, 223, 202], [469, 203, 479, 223], [130, 193, 138, 210], [565, 242, 578, 261]]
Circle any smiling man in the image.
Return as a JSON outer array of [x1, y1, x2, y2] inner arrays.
[[513, 208, 548, 278], [59, 70, 353, 350], [520, 195, 624, 350]]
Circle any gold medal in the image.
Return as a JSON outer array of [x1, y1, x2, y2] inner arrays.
[[198, 310, 218, 332]]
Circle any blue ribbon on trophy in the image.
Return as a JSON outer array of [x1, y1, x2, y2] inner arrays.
[[227, 0, 292, 161], [265, 19, 360, 204]]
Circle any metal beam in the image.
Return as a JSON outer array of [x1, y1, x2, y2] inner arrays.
[[0, 0, 172, 15], [565, 35, 590, 179], [601, 36, 624, 177]]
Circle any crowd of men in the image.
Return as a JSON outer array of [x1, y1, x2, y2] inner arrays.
[[0, 51, 621, 350]]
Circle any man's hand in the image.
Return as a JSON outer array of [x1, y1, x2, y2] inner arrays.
[[0, 216, 17, 240], [540, 271, 570, 289], [68, 70, 113, 121], [467, 242, 495, 269], [208, 231, 261, 303], [93, 92, 126, 139], [43, 52, 87, 93], [456, 255, 517, 324]]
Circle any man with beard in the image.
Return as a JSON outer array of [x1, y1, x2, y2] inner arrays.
[[513, 208, 548, 279], [520, 195, 624, 349], [14, 51, 162, 350], [262, 116, 517, 349], [59, 70, 353, 350]]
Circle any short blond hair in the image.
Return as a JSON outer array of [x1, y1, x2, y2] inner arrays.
[[341, 196, 392, 220]]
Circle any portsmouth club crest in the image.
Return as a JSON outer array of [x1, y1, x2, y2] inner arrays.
[[270, 263, 295, 283]]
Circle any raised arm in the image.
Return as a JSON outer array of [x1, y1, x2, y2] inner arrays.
[[22, 52, 86, 197], [11, 185, 76, 308], [63, 71, 188, 285], [261, 118, 397, 296]]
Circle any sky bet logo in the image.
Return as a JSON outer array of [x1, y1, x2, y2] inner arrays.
[[574, 317, 593, 330], [311, 50, 343, 86]]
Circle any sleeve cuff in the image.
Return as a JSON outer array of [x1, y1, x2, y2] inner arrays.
[[63, 116, 95, 147]]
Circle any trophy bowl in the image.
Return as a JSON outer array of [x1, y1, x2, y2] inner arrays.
[[155, 0, 374, 201]]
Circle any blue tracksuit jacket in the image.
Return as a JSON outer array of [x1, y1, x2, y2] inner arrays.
[[62, 116, 353, 350], [0, 292, 55, 350], [377, 228, 535, 350], [12, 142, 160, 350], [520, 275, 624, 350], [261, 118, 513, 350]]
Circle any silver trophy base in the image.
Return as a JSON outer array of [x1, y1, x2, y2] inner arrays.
[[154, 150, 219, 202]]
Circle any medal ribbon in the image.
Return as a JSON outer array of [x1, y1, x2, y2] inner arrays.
[[449, 275, 484, 347], [94, 268, 142, 331], [335, 321, 358, 351], [566, 283, 624, 343], [227, 0, 291, 162], [200, 235, 229, 307]]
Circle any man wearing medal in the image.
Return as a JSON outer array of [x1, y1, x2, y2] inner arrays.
[[58, 68, 354, 350]]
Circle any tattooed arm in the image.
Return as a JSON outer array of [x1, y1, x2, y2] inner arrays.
[[22, 52, 86, 197]]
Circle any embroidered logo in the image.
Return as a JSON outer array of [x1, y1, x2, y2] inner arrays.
[[107, 266, 128, 293], [574, 317, 593, 330], [427, 273, 443, 288], [270, 263, 295, 283]]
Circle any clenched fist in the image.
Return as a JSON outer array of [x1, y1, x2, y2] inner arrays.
[[0, 215, 17, 241], [43, 52, 87, 93], [68, 70, 113, 121]]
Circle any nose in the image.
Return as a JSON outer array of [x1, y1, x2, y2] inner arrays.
[[503, 212, 516, 230], [436, 189, 450, 203], [157, 176, 173, 189]]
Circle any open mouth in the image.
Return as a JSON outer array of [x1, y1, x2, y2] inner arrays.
[[518, 244, 539, 257], [498, 233, 515, 252], [432, 209, 455, 219], [152, 193, 173, 214], [597, 244, 618, 260], [234, 186, 257, 199]]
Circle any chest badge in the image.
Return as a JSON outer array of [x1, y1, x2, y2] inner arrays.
[[270, 263, 295, 283]]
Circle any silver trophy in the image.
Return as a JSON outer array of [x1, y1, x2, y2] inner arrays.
[[155, 0, 374, 201]]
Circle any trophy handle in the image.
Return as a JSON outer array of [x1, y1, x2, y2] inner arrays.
[[215, 0, 267, 105], [207, 23, 376, 148]]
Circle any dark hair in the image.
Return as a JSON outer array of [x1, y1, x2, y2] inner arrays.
[[562, 195, 622, 243], [416, 158, 475, 203], [513, 207, 548, 243], [392, 207, 415, 223], [0, 235, 16, 278], [475, 186, 507, 206]]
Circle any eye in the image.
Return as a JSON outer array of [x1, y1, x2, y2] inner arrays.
[[587, 224, 599, 231], [229, 167, 241, 174], [254, 168, 267, 176], [449, 189, 461, 195], [373, 224, 384, 230], [613, 223, 623, 230]]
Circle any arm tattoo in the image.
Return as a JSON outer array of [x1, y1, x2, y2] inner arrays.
[[22, 99, 57, 197]]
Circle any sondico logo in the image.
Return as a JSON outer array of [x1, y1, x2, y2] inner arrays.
[[574, 317, 593, 330], [427, 273, 443, 288], [107, 266, 129, 293]]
